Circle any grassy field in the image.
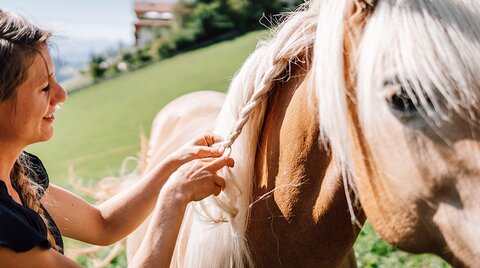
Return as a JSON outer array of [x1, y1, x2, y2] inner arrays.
[[28, 31, 450, 267]]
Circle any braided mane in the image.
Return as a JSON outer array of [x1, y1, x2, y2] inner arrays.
[[172, 2, 321, 267]]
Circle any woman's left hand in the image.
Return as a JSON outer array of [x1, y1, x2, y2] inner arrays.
[[166, 133, 225, 169]]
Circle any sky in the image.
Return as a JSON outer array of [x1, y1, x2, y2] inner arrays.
[[0, 0, 136, 44], [0, 0, 140, 65]]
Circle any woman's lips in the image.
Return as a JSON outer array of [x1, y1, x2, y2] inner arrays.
[[43, 114, 55, 120]]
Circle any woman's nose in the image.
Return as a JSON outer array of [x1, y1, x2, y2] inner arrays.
[[50, 81, 68, 105]]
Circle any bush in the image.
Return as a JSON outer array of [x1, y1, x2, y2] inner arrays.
[[89, 55, 107, 81], [121, 51, 135, 66], [135, 47, 154, 65], [171, 28, 198, 50], [156, 38, 177, 58]]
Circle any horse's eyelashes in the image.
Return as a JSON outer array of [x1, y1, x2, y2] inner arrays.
[[384, 84, 418, 118], [382, 76, 400, 88], [391, 88, 417, 113]]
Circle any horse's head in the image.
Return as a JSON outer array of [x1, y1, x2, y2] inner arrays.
[[315, 0, 480, 266]]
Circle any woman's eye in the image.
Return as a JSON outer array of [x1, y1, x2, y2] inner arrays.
[[41, 85, 50, 92]]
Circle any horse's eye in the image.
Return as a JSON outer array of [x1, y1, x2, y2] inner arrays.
[[388, 88, 417, 114], [383, 81, 420, 120]]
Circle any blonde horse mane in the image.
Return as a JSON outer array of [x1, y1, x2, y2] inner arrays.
[[172, 2, 322, 267]]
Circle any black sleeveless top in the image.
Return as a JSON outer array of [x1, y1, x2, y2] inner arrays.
[[0, 152, 64, 254]]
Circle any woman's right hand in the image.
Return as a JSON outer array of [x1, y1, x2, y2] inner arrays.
[[130, 156, 234, 268], [162, 156, 234, 204]]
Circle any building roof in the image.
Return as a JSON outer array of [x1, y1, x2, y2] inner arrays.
[[134, 2, 175, 14]]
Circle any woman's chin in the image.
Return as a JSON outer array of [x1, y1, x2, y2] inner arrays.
[[36, 129, 54, 143]]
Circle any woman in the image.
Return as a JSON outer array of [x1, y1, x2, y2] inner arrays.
[[0, 10, 233, 267]]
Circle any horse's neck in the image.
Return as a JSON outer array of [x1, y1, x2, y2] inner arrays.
[[247, 69, 361, 267], [253, 70, 328, 218]]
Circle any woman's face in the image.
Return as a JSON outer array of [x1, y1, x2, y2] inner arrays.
[[0, 45, 67, 147]]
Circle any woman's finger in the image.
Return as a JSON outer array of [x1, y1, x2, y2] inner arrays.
[[211, 174, 226, 190], [195, 133, 224, 146], [202, 157, 234, 172], [212, 184, 222, 196], [195, 146, 225, 159]]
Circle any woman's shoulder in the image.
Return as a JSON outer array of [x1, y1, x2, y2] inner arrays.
[[22, 152, 49, 190], [0, 203, 51, 252]]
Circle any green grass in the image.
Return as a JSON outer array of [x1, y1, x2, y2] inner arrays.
[[355, 223, 451, 267], [28, 31, 450, 267]]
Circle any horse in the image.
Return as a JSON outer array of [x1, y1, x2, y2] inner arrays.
[[125, 0, 480, 267]]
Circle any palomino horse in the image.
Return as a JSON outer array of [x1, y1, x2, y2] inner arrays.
[[127, 0, 479, 267]]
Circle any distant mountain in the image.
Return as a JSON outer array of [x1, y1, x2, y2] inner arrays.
[[51, 37, 133, 82], [52, 37, 130, 65]]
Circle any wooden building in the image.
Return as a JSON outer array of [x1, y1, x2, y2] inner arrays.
[[134, 0, 177, 46]]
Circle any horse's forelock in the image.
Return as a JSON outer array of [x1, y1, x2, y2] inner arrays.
[[318, 0, 480, 175], [358, 0, 480, 134]]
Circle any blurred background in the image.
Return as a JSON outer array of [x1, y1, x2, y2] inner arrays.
[[0, 1, 452, 267], [0, 0, 135, 84]]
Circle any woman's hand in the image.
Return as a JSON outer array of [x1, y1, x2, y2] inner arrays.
[[162, 156, 234, 204], [166, 133, 226, 169], [130, 156, 234, 268]]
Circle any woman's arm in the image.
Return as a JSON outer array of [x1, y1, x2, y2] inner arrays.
[[43, 157, 177, 245], [0, 156, 233, 267], [42, 134, 226, 245], [0, 246, 81, 267]]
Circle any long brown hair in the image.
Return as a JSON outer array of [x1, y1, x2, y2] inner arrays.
[[0, 10, 58, 250]]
